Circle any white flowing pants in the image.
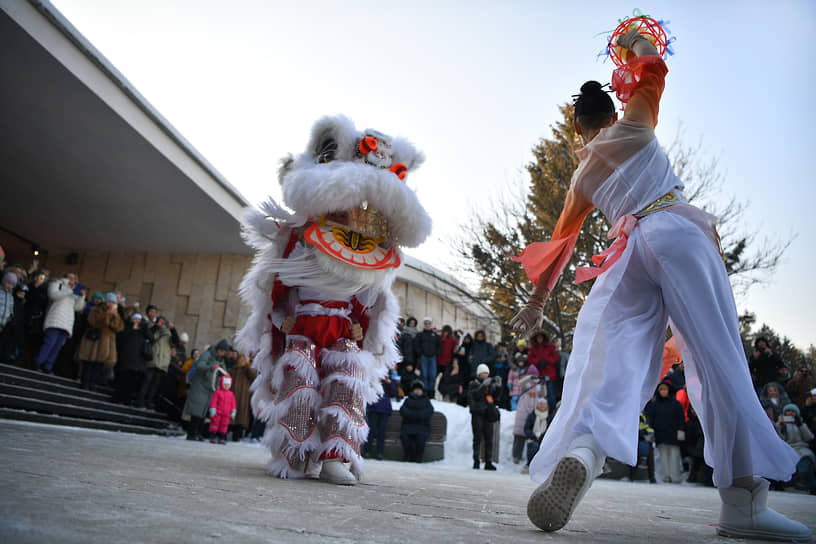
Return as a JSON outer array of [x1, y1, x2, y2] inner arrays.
[[530, 211, 799, 488]]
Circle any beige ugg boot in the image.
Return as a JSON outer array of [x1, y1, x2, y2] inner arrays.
[[718, 478, 811, 542]]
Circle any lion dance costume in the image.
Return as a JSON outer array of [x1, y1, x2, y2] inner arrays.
[[237, 116, 431, 484]]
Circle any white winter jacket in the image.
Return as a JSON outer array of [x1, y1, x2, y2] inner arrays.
[[43, 278, 85, 336]]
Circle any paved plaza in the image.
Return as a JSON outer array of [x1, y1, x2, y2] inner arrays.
[[1, 420, 813, 544]]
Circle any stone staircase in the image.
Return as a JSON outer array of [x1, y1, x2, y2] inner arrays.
[[0, 363, 184, 436]]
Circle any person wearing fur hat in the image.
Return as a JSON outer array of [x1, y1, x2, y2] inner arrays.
[[77, 292, 124, 391], [236, 116, 431, 485], [468, 364, 502, 470], [775, 404, 816, 494], [644, 380, 686, 483], [399, 380, 434, 462], [208, 372, 237, 444]]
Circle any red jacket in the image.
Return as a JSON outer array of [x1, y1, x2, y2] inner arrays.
[[529, 341, 558, 380], [438, 336, 457, 367]]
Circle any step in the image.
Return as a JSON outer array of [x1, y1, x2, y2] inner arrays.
[[0, 362, 86, 389], [0, 370, 112, 403], [0, 408, 185, 437], [0, 393, 172, 429], [0, 382, 170, 424]]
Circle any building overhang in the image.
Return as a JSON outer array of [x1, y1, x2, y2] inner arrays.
[[0, 0, 251, 256]]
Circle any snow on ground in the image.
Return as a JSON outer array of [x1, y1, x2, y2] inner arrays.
[[396, 398, 523, 474]]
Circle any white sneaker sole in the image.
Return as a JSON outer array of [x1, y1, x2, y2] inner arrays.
[[527, 456, 588, 532]]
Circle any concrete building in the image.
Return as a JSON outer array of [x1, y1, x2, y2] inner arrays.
[[0, 0, 499, 351]]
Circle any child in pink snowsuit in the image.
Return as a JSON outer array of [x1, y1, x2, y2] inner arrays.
[[209, 374, 236, 444]]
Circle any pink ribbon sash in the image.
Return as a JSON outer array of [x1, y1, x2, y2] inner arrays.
[[574, 214, 638, 284]]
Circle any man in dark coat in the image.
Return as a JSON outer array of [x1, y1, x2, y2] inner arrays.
[[468, 364, 502, 470], [399, 380, 434, 462], [113, 313, 151, 404], [749, 337, 787, 391], [468, 330, 495, 377], [413, 317, 441, 395]]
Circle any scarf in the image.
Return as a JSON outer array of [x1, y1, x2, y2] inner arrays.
[[533, 407, 549, 438]]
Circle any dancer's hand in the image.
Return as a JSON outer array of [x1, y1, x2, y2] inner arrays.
[[510, 306, 543, 334], [509, 286, 549, 334], [350, 323, 363, 341], [281, 316, 295, 335], [615, 28, 643, 51]]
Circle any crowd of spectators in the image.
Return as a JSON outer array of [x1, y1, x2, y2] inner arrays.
[[0, 255, 263, 444], [3, 253, 814, 489]]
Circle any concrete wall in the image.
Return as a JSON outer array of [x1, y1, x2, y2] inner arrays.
[[39, 250, 499, 351], [41, 250, 251, 351]]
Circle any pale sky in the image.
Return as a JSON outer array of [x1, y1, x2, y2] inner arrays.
[[51, 0, 816, 350]]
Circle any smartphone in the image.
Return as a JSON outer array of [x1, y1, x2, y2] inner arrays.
[[782, 415, 794, 423]]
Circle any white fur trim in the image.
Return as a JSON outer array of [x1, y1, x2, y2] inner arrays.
[[320, 404, 370, 444], [362, 283, 401, 376], [266, 456, 307, 479]]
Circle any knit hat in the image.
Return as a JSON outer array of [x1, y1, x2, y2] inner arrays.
[[2, 271, 17, 287], [782, 403, 800, 416], [476, 364, 490, 376], [215, 339, 232, 352], [516, 338, 527, 348], [131, 313, 143, 321], [220, 375, 233, 389], [179, 332, 190, 344], [423, 316, 432, 323], [410, 379, 424, 392], [105, 292, 118, 303], [91, 292, 104, 302]]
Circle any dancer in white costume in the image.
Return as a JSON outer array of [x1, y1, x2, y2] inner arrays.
[[510, 30, 811, 541], [237, 116, 431, 485]]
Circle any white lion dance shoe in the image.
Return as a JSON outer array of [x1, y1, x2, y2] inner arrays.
[[527, 433, 605, 532], [718, 478, 811, 542], [319, 459, 357, 486]]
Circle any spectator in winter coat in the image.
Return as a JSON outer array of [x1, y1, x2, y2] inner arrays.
[[508, 352, 538, 410], [468, 330, 495, 378], [228, 354, 257, 440], [77, 293, 124, 391], [632, 413, 657, 483], [644, 380, 686, 483], [0, 272, 19, 363], [35, 273, 86, 372], [437, 325, 457, 375], [803, 390, 816, 434], [749, 337, 788, 391], [208, 373, 236, 444], [136, 316, 172, 410], [528, 332, 558, 412], [468, 364, 502, 470], [414, 317, 441, 394], [775, 404, 816, 494], [523, 398, 549, 474], [24, 271, 48, 367], [760, 381, 792, 423], [112, 313, 151, 405], [438, 359, 465, 404], [512, 372, 541, 464], [365, 376, 396, 460], [184, 340, 229, 440], [399, 380, 434, 462], [398, 316, 419, 382], [785, 366, 816, 410], [685, 405, 713, 486], [459, 335, 473, 379]]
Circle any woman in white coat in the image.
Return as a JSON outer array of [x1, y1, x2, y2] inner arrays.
[[35, 273, 85, 373]]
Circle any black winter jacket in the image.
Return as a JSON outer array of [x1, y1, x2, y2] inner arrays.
[[399, 393, 433, 437]]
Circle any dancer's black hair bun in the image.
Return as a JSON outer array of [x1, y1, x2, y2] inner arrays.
[[580, 81, 605, 95]]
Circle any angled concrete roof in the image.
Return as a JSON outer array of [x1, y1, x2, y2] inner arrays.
[[0, 0, 251, 255]]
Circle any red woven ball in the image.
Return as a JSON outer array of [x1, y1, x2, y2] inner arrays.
[[609, 16, 668, 66]]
